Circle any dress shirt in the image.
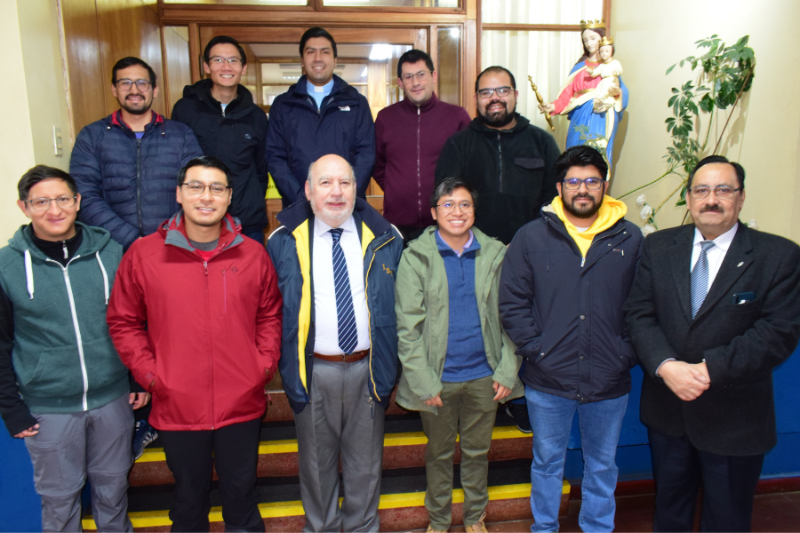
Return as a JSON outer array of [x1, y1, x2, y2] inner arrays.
[[312, 216, 371, 355], [691, 223, 738, 288]]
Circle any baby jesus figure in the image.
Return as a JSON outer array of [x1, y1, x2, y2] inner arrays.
[[587, 37, 623, 114]]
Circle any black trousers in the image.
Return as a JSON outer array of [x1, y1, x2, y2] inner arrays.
[[648, 428, 764, 532], [395, 225, 428, 247], [159, 417, 264, 532]]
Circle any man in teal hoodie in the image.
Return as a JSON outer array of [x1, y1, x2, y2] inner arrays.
[[0, 165, 144, 532]]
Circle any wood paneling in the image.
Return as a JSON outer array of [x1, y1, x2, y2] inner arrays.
[[61, 0, 108, 134], [200, 26, 422, 46], [161, 7, 464, 24], [163, 26, 191, 116]]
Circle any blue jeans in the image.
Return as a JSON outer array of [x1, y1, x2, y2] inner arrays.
[[525, 387, 628, 532]]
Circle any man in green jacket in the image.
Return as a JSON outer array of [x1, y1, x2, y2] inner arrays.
[[395, 177, 522, 533], [0, 166, 145, 532]]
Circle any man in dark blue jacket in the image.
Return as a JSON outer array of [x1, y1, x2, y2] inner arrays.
[[499, 146, 642, 533], [265, 27, 375, 206], [70, 57, 203, 251], [172, 36, 270, 244], [267, 154, 401, 532]]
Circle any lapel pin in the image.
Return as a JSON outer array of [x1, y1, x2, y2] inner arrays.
[[737, 262, 744, 267]]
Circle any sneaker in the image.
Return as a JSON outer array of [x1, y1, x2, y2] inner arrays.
[[465, 512, 488, 533], [505, 403, 532, 433], [426, 525, 447, 533], [133, 420, 158, 460]]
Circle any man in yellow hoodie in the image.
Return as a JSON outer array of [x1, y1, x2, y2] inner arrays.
[[498, 145, 643, 532]]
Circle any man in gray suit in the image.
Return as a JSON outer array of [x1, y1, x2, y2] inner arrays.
[[624, 155, 800, 532]]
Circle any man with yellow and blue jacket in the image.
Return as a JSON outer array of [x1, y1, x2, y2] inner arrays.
[[267, 154, 402, 532]]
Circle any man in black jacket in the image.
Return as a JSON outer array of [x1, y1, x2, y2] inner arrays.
[[624, 156, 800, 532], [499, 146, 642, 532], [435, 66, 560, 245], [172, 36, 269, 244]]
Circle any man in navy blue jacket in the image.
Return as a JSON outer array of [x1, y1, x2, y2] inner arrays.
[[71, 57, 202, 251], [499, 146, 642, 533], [265, 27, 375, 206]]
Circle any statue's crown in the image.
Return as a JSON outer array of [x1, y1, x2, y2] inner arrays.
[[580, 19, 606, 30], [599, 36, 614, 46]]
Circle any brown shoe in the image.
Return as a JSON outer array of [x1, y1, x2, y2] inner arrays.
[[465, 512, 488, 533]]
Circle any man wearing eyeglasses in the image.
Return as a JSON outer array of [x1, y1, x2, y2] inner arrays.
[[172, 36, 270, 246], [499, 146, 642, 532], [374, 50, 470, 244], [624, 156, 800, 532], [1, 166, 136, 531], [108, 156, 282, 532], [395, 178, 521, 533], [435, 66, 560, 246], [71, 57, 203, 252]]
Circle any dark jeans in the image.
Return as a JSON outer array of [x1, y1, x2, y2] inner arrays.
[[243, 228, 266, 247], [159, 417, 264, 532]]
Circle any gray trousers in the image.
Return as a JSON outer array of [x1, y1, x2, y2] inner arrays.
[[294, 358, 385, 533], [25, 393, 134, 532]]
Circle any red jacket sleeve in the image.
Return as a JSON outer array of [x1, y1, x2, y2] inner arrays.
[[257, 251, 283, 381], [107, 247, 158, 392]]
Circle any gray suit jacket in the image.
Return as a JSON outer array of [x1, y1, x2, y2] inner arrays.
[[624, 222, 800, 456]]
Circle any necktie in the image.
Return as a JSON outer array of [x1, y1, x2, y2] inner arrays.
[[691, 240, 715, 318], [330, 228, 358, 354]]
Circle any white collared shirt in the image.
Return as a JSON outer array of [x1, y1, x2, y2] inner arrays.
[[312, 216, 371, 355], [690, 223, 739, 287]]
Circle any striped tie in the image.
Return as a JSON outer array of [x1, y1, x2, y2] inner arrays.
[[691, 241, 715, 318], [330, 228, 358, 355]]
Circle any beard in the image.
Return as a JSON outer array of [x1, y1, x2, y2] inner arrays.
[[563, 192, 603, 219], [479, 100, 515, 128], [119, 96, 152, 115]]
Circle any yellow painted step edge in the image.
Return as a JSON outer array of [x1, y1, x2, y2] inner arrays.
[[137, 425, 531, 463], [82, 480, 569, 529]]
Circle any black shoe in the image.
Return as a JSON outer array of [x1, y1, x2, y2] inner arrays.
[[505, 403, 532, 433]]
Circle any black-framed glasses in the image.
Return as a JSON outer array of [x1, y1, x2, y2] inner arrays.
[[436, 201, 474, 213], [563, 177, 604, 190], [401, 70, 432, 82], [181, 182, 231, 197], [208, 56, 242, 66], [687, 186, 742, 200], [26, 196, 77, 212], [116, 79, 152, 90], [477, 86, 513, 98]]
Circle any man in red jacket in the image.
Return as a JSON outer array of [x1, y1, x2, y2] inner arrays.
[[374, 49, 470, 244], [107, 156, 282, 532]]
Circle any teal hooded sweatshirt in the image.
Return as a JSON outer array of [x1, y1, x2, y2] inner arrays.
[[0, 222, 128, 414]]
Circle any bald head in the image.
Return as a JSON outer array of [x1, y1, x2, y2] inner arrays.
[[305, 154, 356, 227]]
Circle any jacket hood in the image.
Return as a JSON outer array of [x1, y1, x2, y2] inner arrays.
[[274, 197, 392, 238], [158, 210, 245, 253], [8, 222, 113, 302], [181, 79, 256, 116], [469, 113, 531, 136]]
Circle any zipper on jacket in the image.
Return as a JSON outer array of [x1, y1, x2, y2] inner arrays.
[[46, 256, 89, 411], [416, 107, 422, 222], [136, 139, 144, 236], [222, 269, 227, 314], [497, 132, 503, 193], [363, 234, 396, 403]]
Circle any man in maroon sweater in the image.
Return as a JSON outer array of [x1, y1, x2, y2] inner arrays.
[[374, 49, 470, 244]]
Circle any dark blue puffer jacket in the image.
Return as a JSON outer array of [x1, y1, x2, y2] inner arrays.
[[265, 75, 375, 206], [70, 111, 203, 250]]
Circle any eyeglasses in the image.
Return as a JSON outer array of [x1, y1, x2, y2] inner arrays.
[[563, 177, 604, 190], [687, 186, 742, 200], [181, 182, 231, 197], [25, 196, 77, 212], [401, 70, 432, 82], [436, 201, 474, 213], [477, 86, 513, 98], [116, 79, 152, 90], [208, 56, 242, 66]]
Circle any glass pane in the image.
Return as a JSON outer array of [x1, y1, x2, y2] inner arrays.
[[482, 0, 603, 25], [324, 0, 458, 6], [163, 26, 192, 117], [164, 0, 308, 5], [482, 30, 585, 147], [437, 27, 461, 106]]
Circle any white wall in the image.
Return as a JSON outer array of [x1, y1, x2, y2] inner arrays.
[[610, 0, 800, 241]]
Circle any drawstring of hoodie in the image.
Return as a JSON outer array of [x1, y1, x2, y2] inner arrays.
[[96, 252, 109, 305], [25, 250, 34, 299]]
